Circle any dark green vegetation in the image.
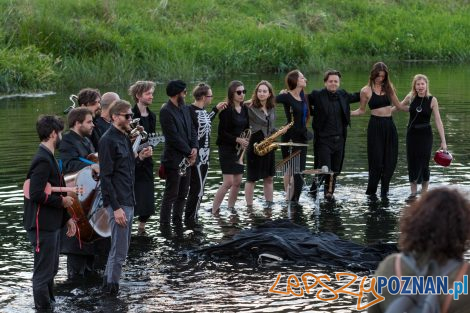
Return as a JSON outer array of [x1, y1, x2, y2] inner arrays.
[[1, 0, 470, 93]]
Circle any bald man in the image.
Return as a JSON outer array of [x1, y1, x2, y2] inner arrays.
[[95, 92, 120, 138]]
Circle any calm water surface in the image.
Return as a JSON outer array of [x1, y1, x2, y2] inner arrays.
[[1, 64, 470, 312]]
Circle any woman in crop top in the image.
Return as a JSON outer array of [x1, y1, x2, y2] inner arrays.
[[400, 74, 447, 200], [351, 62, 407, 198]]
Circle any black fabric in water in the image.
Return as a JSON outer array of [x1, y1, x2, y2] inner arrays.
[[196, 220, 397, 271]]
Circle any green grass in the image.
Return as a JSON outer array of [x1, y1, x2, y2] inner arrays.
[[1, 0, 470, 93]]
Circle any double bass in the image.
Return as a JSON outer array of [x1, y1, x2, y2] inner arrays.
[[64, 153, 110, 242]]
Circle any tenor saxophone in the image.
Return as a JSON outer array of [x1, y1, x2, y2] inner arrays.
[[253, 120, 294, 156]]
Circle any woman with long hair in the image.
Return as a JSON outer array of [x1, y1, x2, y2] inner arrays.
[[400, 74, 447, 199], [369, 187, 470, 312], [245, 80, 282, 208], [212, 81, 249, 214], [276, 70, 310, 203], [351, 62, 407, 198]]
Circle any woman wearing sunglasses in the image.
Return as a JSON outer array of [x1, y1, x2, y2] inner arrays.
[[212, 81, 249, 214], [276, 70, 310, 203]]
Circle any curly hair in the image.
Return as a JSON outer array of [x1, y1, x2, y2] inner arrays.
[[399, 187, 470, 263]]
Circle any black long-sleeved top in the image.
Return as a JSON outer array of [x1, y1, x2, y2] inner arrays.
[[23, 145, 70, 231], [160, 100, 198, 169], [132, 105, 156, 181], [216, 105, 249, 147], [59, 130, 95, 175], [99, 125, 139, 211], [88, 118, 101, 152], [94, 116, 111, 140], [275, 93, 309, 142], [308, 88, 360, 137]]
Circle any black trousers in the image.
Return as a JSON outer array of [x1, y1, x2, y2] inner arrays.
[[185, 163, 209, 224], [366, 116, 398, 197], [160, 167, 191, 225], [27, 229, 61, 310], [310, 136, 344, 196]]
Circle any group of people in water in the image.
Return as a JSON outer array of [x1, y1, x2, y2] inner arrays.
[[23, 61, 462, 311]]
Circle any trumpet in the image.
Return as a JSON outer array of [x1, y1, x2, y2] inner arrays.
[[236, 128, 251, 165], [178, 158, 191, 176]]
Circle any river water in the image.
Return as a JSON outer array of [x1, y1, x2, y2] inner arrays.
[[1, 64, 469, 312]]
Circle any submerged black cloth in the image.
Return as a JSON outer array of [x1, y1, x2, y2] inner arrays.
[[196, 220, 397, 271]]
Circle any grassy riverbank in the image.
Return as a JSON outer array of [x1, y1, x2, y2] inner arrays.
[[1, 0, 470, 93]]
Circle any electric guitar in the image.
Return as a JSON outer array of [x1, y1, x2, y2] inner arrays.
[[137, 133, 165, 152]]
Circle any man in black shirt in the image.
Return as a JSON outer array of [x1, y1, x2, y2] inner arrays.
[[94, 92, 120, 137], [308, 70, 360, 200], [59, 107, 105, 279], [23, 115, 76, 310], [59, 107, 99, 174], [159, 80, 198, 230], [99, 100, 152, 295]]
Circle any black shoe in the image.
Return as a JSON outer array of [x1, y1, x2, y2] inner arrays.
[[101, 276, 108, 291], [105, 283, 119, 296]]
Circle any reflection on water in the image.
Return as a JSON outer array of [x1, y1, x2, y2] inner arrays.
[[1, 64, 470, 312]]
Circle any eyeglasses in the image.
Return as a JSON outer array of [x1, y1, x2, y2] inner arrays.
[[235, 90, 247, 95], [206, 95, 213, 98], [119, 113, 134, 120]]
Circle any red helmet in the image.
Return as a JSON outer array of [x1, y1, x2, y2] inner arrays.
[[434, 150, 453, 167]]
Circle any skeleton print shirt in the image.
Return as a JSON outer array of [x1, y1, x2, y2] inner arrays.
[[189, 104, 220, 165]]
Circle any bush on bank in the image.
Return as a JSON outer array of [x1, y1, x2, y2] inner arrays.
[[1, 0, 470, 93]]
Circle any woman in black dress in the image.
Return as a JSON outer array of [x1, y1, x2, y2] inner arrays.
[[245, 80, 280, 207], [351, 62, 407, 199], [400, 74, 447, 198], [275, 70, 310, 203], [212, 81, 249, 213]]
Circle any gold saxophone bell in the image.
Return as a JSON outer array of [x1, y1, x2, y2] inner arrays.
[[254, 120, 294, 156]]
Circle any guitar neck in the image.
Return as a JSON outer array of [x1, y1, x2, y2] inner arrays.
[[50, 186, 79, 193]]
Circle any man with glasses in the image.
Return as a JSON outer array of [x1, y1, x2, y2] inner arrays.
[[308, 70, 360, 200], [185, 83, 225, 227], [129, 81, 157, 234], [99, 100, 152, 295], [159, 80, 198, 232]]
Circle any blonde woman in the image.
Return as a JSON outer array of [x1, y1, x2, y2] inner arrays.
[[400, 74, 447, 198]]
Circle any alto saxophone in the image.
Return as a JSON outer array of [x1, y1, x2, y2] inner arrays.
[[253, 120, 294, 156]]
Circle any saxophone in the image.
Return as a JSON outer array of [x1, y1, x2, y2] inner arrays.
[[253, 120, 294, 156]]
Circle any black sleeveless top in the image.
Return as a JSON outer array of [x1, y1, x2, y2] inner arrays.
[[368, 92, 391, 110], [408, 96, 433, 128]]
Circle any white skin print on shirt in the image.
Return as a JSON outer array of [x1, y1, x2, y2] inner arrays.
[[196, 109, 216, 165]]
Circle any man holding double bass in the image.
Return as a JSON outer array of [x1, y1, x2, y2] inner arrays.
[[59, 107, 108, 279], [23, 115, 76, 311]]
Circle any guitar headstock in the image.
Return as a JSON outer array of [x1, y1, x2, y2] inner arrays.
[[146, 133, 165, 146]]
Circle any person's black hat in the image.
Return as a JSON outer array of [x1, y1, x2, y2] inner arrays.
[[166, 80, 187, 97]]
